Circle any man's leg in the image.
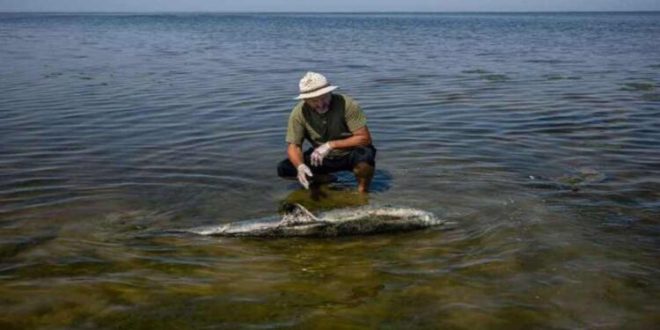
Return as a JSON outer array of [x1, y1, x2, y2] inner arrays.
[[277, 147, 316, 179], [277, 158, 297, 178], [354, 162, 375, 193], [349, 146, 377, 193], [277, 151, 337, 184]]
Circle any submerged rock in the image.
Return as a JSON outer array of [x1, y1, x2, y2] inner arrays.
[[556, 167, 607, 191]]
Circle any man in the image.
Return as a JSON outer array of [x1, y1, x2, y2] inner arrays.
[[277, 72, 376, 193]]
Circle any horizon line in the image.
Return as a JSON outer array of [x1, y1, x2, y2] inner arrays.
[[1, 10, 659, 14]]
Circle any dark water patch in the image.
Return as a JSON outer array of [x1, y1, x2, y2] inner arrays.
[[2, 258, 119, 279], [522, 178, 563, 192], [42, 72, 63, 79], [0, 234, 57, 259], [599, 214, 639, 230], [641, 93, 660, 101], [238, 67, 302, 75], [136, 256, 216, 276], [543, 74, 565, 81], [415, 73, 443, 79], [93, 293, 303, 330], [0, 194, 98, 219], [462, 69, 490, 74], [542, 74, 582, 81], [0, 185, 79, 206], [561, 93, 601, 102], [525, 59, 565, 64], [1, 177, 69, 190], [371, 76, 427, 86], [553, 168, 607, 192], [620, 82, 655, 92], [344, 64, 371, 69], [428, 91, 470, 103], [481, 74, 510, 82], [476, 52, 499, 57], [161, 70, 189, 77]]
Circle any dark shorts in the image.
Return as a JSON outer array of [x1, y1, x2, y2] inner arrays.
[[277, 145, 377, 178]]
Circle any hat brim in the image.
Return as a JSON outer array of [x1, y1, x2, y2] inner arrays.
[[295, 85, 338, 100]]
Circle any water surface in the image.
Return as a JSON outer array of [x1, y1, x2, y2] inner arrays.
[[1, 12, 659, 328]]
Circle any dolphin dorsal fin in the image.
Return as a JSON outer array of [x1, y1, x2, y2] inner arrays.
[[280, 203, 320, 226]]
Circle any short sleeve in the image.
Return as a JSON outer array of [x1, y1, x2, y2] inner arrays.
[[285, 106, 305, 145], [344, 97, 367, 132]]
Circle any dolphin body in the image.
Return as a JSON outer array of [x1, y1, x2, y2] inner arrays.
[[186, 203, 447, 237]]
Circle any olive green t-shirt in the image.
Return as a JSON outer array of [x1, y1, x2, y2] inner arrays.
[[286, 93, 367, 158]]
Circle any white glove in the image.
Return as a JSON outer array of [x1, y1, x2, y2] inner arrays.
[[311, 142, 332, 167], [296, 164, 313, 189]]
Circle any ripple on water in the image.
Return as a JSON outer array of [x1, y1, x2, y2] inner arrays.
[[621, 82, 655, 92], [462, 69, 490, 74], [0, 234, 58, 261], [525, 59, 567, 64], [641, 93, 660, 101], [370, 76, 429, 87], [542, 74, 582, 81], [481, 74, 510, 82]]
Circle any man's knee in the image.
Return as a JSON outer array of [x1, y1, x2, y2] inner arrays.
[[277, 159, 296, 178], [353, 162, 374, 176], [351, 145, 377, 167]]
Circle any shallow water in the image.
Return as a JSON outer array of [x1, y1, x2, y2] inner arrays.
[[1, 12, 659, 328]]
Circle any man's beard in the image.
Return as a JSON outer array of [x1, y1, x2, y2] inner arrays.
[[314, 99, 331, 114]]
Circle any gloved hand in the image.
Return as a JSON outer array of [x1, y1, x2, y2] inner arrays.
[[311, 142, 332, 167], [296, 164, 313, 189]]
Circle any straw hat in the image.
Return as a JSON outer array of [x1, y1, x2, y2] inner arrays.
[[295, 72, 338, 100]]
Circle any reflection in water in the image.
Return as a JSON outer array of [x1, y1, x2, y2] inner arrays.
[[278, 169, 392, 210], [283, 184, 370, 210]]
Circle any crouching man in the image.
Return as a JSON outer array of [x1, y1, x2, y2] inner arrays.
[[277, 72, 376, 193]]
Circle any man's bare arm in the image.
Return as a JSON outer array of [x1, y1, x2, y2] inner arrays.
[[287, 143, 305, 167], [328, 126, 372, 149]]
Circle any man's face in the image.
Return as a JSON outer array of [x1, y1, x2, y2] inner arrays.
[[305, 93, 331, 114]]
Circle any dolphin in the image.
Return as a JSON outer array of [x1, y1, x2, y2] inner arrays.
[[186, 203, 448, 237]]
